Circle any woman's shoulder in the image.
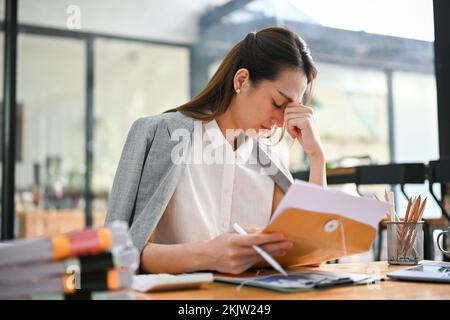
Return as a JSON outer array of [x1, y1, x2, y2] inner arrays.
[[131, 111, 194, 133]]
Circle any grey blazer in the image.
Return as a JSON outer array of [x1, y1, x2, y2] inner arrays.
[[105, 111, 294, 253]]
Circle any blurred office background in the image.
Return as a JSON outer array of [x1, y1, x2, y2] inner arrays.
[[0, 0, 448, 262]]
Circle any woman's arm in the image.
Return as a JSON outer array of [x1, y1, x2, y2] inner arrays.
[[141, 241, 211, 274], [284, 102, 327, 188], [106, 117, 157, 225], [308, 151, 327, 188], [140, 229, 293, 274]]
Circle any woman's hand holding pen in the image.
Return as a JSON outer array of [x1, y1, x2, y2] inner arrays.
[[205, 228, 293, 275], [284, 102, 324, 160]]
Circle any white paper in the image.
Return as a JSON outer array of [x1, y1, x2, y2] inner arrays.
[[270, 180, 391, 227], [132, 273, 214, 292]]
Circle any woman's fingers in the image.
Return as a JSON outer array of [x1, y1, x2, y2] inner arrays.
[[233, 232, 284, 247], [284, 110, 313, 139], [213, 232, 290, 274], [284, 111, 313, 124], [285, 119, 300, 138], [221, 233, 292, 274], [284, 115, 303, 138], [244, 227, 263, 234], [284, 102, 313, 113], [238, 250, 288, 270], [236, 240, 293, 257], [260, 240, 294, 254]]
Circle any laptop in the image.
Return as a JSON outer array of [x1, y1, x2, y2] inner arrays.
[[387, 261, 450, 283]]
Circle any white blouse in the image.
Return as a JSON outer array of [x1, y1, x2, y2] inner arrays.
[[155, 119, 275, 244]]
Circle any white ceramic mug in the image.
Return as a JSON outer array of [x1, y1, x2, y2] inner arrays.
[[437, 227, 450, 255]]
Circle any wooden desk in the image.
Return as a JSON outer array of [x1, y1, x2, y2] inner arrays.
[[137, 261, 450, 300]]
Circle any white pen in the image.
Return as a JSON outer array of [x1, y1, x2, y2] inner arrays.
[[232, 223, 288, 277]]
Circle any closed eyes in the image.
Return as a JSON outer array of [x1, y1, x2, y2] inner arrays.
[[272, 99, 283, 109]]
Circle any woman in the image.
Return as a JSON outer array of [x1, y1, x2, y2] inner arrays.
[[106, 27, 327, 275]]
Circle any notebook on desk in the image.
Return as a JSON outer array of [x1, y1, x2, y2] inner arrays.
[[257, 180, 391, 268], [214, 270, 382, 293]]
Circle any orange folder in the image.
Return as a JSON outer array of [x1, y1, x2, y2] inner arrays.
[[257, 180, 391, 268], [260, 208, 377, 267]]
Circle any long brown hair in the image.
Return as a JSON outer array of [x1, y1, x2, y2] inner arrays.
[[166, 27, 318, 126]]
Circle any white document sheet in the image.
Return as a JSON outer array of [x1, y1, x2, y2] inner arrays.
[[132, 273, 214, 292], [270, 180, 392, 227]]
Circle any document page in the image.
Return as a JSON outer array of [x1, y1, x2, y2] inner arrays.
[[271, 180, 391, 227]]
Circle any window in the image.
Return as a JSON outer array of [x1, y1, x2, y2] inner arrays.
[[93, 39, 189, 198], [16, 34, 86, 237]]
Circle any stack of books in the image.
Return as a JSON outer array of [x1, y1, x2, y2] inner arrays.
[[0, 221, 139, 300]]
